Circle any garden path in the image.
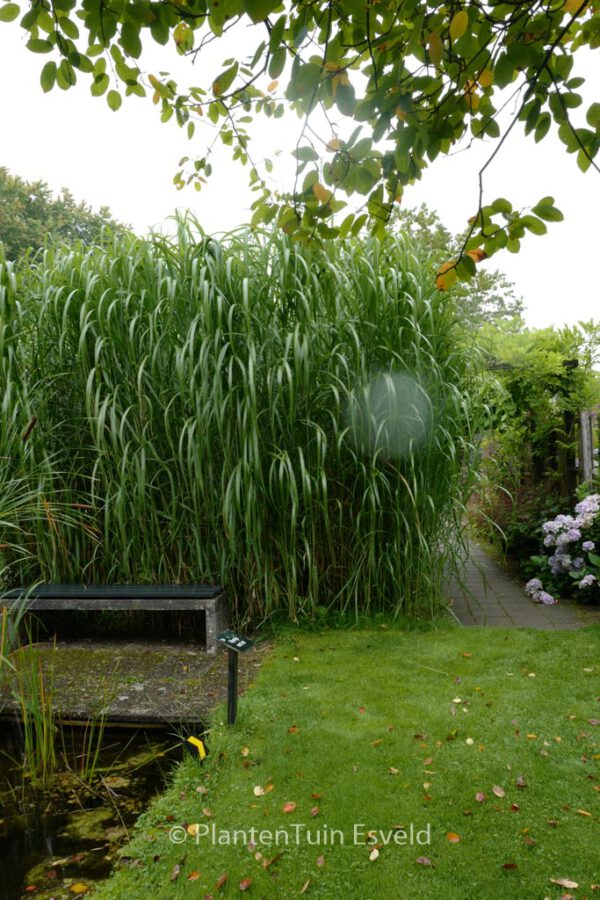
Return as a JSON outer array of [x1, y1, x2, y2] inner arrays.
[[447, 541, 600, 630]]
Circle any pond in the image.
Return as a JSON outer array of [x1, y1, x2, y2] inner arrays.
[[0, 722, 184, 899]]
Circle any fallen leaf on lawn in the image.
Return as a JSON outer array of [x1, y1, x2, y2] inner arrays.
[[187, 823, 200, 836], [196, 785, 208, 795], [239, 878, 252, 891], [465, 738, 474, 746], [372, 738, 384, 747], [389, 767, 399, 775], [264, 783, 274, 793], [492, 785, 506, 798], [523, 836, 536, 846], [510, 804, 519, 813], [452, 697, 462, 704], [446, 832, 461, 843], [300, 878, 311, 894], [311, 792, 323, 799], [215, 872, 228, 890], [358, 707, 366, 714], [462, 652, 472, 658], [547, 819, 559, 828], [69, 886, 90, 896], [416, 856, 433, 866], [202, 807, 213, 817], [588, 719, 600, 726], [283, 802, 297, 813], [550, 878, 579, 889], [576, 808, 592, 817], [316, 855, 325, 867], [414, 733, 428, 740], [503, 863, 519, 870], [526, 733, 537, 740], [170, 864, 181, 882], [515, 776, 527, 789], [369, 848, 379, 861], [253, 785, 265, 796], [288, 725, 299, 733], [423, 757, 433, 766], [241, 747, 250, 757], [475, 792, 486, 803], [188, 871, 201, 882], [310, 806, 320, 817]]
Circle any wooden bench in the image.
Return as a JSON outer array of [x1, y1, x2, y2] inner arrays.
[[0, 584, 228, 654]]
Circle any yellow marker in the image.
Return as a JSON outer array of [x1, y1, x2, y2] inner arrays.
[[187, 735, 207, 760]]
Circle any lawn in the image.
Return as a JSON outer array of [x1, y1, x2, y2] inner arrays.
[[98, 625, 600, 899]]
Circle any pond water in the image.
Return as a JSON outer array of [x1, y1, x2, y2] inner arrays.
[[0, 722, 183, 899]]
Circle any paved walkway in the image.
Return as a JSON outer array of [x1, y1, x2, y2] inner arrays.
[[446, 542, 599, 630]]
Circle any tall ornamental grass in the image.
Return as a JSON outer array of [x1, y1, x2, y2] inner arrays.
[[0, 220, 483, 621]]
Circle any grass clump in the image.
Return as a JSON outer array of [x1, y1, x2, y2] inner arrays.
[[96, 626, 600, 900], [1, 221, 483, 620]]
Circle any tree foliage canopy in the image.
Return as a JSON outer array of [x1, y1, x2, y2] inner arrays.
[[2, 0, 598, 280], [0, 167, 123, 259]]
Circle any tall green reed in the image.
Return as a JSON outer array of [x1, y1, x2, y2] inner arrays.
[[0, 220, 484, 621]]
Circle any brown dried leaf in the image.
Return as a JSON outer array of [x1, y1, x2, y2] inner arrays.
[[492, 785, 506, 798], [299, 878, 311, 894], [239, 878, 252, 892], [550, 878, 579, 889], [188, 871, 201, 882], [446, 832, 461, 843], [369, 848, 380, 861], [170, 863, 181, 882], [215, 872, 228, 890], [316, 855, 325, 867], [283, 802, 297, 814], [416, 856, 433, 866], [310, 806, 320, 817], [502, 862, 519, 870], [475, 792, 486, 803]]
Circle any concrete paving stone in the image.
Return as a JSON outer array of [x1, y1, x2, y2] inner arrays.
[[446, 541, 584, 631]]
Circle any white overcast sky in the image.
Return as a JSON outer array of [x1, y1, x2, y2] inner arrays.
[[0, 20, 598, 329]]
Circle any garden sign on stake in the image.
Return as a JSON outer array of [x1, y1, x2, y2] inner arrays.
[[216, 630, 254, 725]]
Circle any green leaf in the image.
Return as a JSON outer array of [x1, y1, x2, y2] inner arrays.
[[586, 102, 600, 128], [212, 62, 238, 97], [292, 145, 319, 162], [26, 38, 53, 53], [40, 60, 57, 93], [534, 113, 551, 143], [0, 2, 19, 22], [243, 0, 281, 24], [107, 89, 122, 110], [120, 23, 142, 59], [494, 53, 514, 89], [532, 200, 564, 222], [491, 198, 512, 215], [588, 552, 600, 567], [520, 215, 547, 236]]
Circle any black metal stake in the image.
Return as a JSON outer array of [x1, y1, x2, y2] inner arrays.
[[227, 647, 238, 725]]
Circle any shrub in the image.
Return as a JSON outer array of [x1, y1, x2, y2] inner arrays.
[[525, 493, 600, 604], [0, 220, 483, 622]]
